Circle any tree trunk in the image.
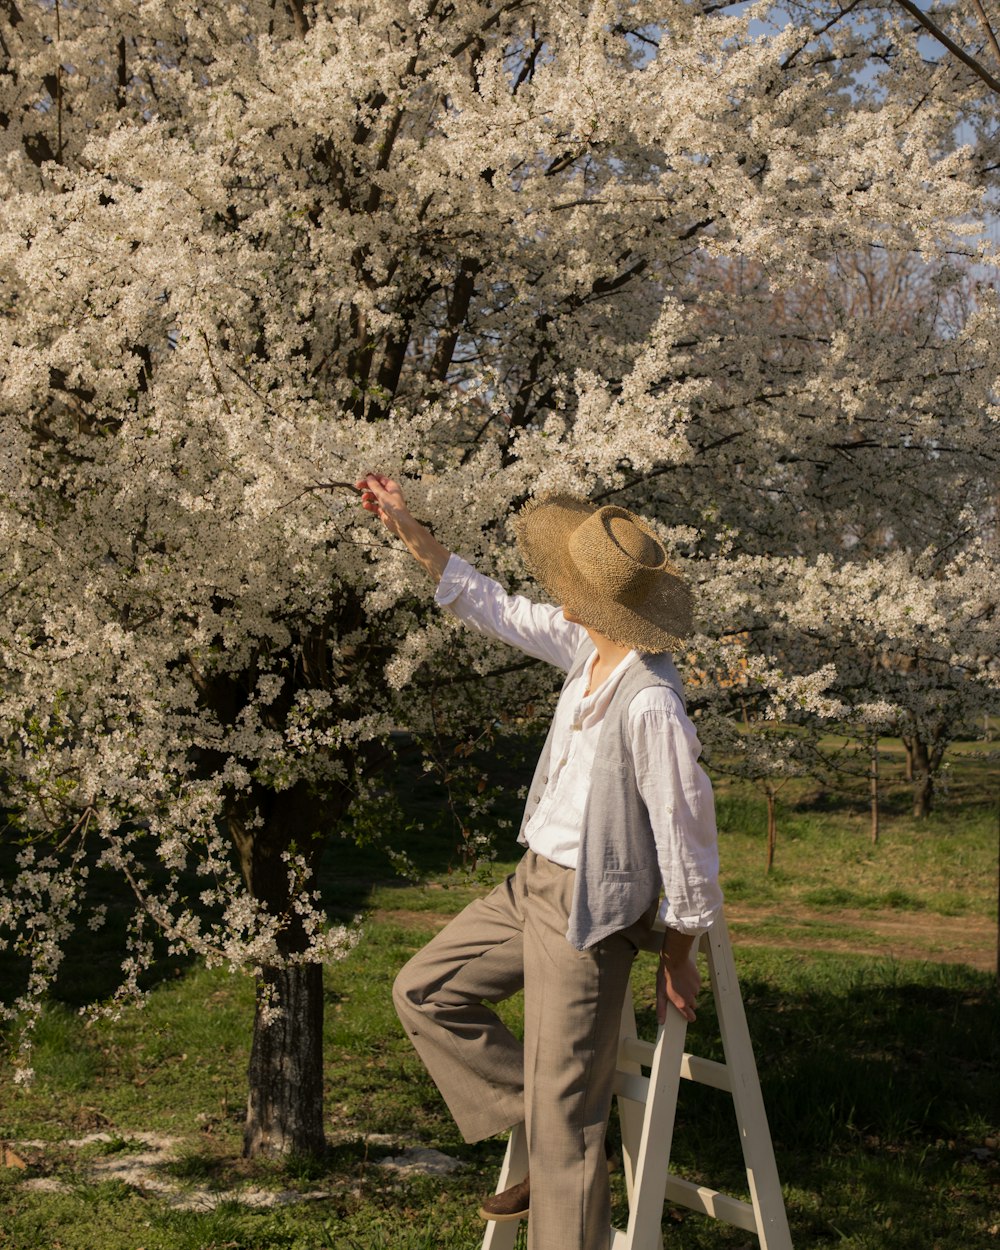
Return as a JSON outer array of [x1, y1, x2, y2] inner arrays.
[[766, 789, 777, 872], [913, 766, 934, 819], [903, 737, 914, 782], [901, 724, 945, 819], [225, 777, 350, 1160], [908, 735, 933, 818], [244, 961, 326, 1158]]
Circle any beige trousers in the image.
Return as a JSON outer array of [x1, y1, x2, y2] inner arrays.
[[392, 850, 657, 1250]]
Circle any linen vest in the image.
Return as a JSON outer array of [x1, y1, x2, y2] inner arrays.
[[517, 642, 686, 951]]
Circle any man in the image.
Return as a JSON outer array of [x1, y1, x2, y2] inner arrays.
[[356, 472, 723, 1250]]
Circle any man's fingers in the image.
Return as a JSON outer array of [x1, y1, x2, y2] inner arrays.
[[667, 996, 697, 1024], [355, 475, 392, 516], [657, 958, 700, 1025], [355, 472, 386, 490], [656, 965, 669, 1024], [355, 474, 400, 513], [656, 998, 695, 1026]]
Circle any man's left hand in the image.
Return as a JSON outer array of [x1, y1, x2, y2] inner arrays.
[[656, 949, 701, 1025]]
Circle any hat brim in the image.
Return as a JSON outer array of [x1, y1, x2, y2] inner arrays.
[[512, 494, 692, 654]]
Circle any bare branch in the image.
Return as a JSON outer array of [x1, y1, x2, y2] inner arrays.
[[287, 0, 309, 39], [890, 0, 1000, 93], [969, 0, 1000, 66]]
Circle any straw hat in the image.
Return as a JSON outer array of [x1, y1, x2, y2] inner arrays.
[[512, 493, 692, 654]]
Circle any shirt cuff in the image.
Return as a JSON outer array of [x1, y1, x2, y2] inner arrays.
[[657, 896, 720, 938], [434, 553, 475, 608]]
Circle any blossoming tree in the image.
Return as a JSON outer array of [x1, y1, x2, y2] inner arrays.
[[686, 247, 998, 819], [1, 0, 997, 1154]]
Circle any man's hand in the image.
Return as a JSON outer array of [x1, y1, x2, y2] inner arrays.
[[354, 471, 451, 582], [355, 473, 410, 538], [656, 929, 701, 1025]]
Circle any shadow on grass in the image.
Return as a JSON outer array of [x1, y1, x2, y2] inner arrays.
[[0, 922, 996, 1250], [615, 952, 1000, 1248]]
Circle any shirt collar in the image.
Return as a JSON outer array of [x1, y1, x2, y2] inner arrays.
[[580, 648, 639, 704]]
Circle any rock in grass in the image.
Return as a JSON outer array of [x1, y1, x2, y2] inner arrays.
[[375, 1147, 463, 1176]]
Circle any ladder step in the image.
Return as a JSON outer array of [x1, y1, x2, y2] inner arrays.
[[663, 1175, 758, 1233], [608, 1179, 756, 1247], [618, 1038, 732, 1093], [612, 1068, 649, 1103]]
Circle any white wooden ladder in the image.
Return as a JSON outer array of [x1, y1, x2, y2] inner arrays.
[[481, 911, 793, 1250]]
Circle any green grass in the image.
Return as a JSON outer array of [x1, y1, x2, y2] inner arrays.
[[713, 782, 997, 919], [1, 737, 998, 1249], [2, 940, 996, 1249]]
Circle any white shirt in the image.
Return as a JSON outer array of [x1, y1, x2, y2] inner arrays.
[[435, 555, 722, 936]]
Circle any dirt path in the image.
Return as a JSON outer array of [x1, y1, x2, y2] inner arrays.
[[723, 904, 996, 971], [375, 904, 997, 972]]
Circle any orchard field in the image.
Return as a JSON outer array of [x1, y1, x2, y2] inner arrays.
[[2, 2, 999, 1246], [2, 0, 999, 1184]]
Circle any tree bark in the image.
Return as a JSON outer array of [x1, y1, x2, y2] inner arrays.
[[900, 724, 946, 819], [244, 961, 326, 1158], [906, 734, 938, 819], [225, 776, 350, 1159], [912, 757, 934, 819], [766, 789, 777, 872]]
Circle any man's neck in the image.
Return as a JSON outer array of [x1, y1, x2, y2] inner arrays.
[[584, 629, 632, 693], [586, 627, 631, 666]]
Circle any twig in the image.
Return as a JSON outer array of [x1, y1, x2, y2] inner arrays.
[[54, 0, 63, 161], [272, 480, 359, 513], [200, 332, 234, 416], [55, 804, 96, 852]]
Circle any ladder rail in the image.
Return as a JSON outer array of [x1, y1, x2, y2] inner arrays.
[[621, 1010, 688, 1250], [703, 914, 794, 1250]]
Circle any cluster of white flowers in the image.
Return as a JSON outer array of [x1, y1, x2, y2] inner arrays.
[[0, 0, 997, 1080]]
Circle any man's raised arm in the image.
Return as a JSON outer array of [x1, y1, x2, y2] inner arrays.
[[356, 473, 451, 583]]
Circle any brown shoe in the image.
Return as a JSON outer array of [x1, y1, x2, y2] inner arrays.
[[477, 1141, 615, 1222], [478, 1173, 530, 1222]]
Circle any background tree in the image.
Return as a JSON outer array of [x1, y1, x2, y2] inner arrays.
[[1, 0, 997, 1156], [685, 248, 997, 818]]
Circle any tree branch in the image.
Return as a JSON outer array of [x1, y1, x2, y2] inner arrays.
[[429, 257, 481, 383], [969, 0, 1000, 66], [889, 0, 1000, 93], [448, 0, 526, 62], [115, 35, 127, 111], [781, 0, 865, 72], [287, 0, 309, 39]]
